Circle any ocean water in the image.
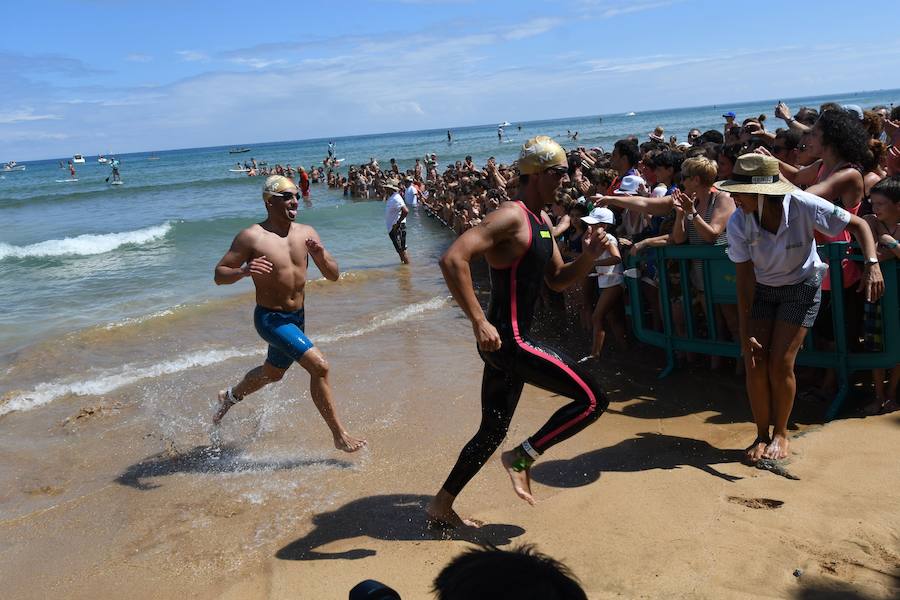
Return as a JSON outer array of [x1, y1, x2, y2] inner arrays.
[[0, 87, 897, 405]]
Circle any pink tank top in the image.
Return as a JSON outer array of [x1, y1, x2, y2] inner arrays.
[[814, 163, 861, 291]]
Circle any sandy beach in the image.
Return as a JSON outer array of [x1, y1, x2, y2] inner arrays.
[[5, 1, 900, 595], [2, 291, 897, 599]]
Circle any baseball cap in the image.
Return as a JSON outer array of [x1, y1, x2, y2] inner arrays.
[[722, 111, 736, 119], [582, 206, 615, 225]]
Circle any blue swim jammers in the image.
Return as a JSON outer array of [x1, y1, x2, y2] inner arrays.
[[253, 306, 314, 369]]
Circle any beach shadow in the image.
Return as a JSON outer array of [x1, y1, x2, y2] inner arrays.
[[276, 493, 525, 561], [611, 367, 751, 426], [116, 444, 351, 490], [530, 433, 746, 487], [791, 578, 890, 600]]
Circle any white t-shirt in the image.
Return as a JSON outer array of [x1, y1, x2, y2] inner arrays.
[[404, 184, 418, 207], [726, 190, 851, 286], [595, 233, 624, 288], [385, 192, 407, 232]]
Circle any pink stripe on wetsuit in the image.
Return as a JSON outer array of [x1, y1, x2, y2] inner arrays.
[[441, 202, 607, 497]]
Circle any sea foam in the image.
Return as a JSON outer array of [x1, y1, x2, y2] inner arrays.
[[0, 295, 450, 417], [0, 348, 253, 417], [0, 222, 173, 260]]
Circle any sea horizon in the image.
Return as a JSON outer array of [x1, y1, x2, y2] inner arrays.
[[10, 86, 899, 164]]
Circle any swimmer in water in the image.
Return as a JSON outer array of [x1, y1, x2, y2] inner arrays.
[[212, 175, 366, 453], [427, 136, 611, 528]]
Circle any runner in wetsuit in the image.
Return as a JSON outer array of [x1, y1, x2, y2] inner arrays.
[[427, 136, 611, 528]]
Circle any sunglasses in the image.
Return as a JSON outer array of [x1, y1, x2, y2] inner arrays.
[[545, 166, 569, 176], [271, 191, 298, 200]]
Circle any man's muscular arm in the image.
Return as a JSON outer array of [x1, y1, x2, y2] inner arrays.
[[544, 220, 610, 291], [440, 205, 518, 351], [214, 229, 272, 285], [305, 229, 340, 281]]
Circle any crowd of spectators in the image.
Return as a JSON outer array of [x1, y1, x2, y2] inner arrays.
[[268, 101, 900, 413]]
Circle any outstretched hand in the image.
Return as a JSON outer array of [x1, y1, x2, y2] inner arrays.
[[243, 255, 273, 276], [588, 194, 608, 208]]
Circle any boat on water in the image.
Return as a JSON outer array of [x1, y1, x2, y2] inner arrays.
[[625, 112, 637, 116], [73, 154, 85, 163], [498, 121, 512, 127], [97, 155, 108, 164], [3, 161, 26, 172], [229, 147, 251, 154]]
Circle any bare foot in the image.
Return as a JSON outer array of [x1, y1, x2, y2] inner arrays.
[[744, 437, 769, 464], [212, 390, 235, 426], [425, 500, 483, 529], [763, 434, 790, 460], [334, 431, 366, 453], [500, 449, 536, 506]]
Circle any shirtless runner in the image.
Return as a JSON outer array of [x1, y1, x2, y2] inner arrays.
[[426, 136, 611, 528], [212, 175, 365, 452]]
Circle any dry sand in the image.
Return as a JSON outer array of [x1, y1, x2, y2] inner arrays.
[[2, 343, 898, 599]]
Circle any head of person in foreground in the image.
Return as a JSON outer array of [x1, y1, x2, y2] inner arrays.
[[432, 544, 587, 600]]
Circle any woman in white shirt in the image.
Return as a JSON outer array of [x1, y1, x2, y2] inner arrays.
[[583, 207, 625, 359], [722, 154, 884, 464]]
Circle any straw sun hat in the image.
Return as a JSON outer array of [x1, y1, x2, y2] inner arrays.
[[715, 154, 796, 195]]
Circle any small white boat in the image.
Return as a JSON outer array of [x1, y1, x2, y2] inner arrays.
[[498, 121, 511, 127], [73, 154, 85, 164], [625, 112, 637, 117], [97, 155, 108, 164], [3, 161, 26, 172]]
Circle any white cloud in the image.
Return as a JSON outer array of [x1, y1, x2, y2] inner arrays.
[[0, 109, 62, 124], [176, 50, 209, 62], [502, 17, 564, 41], [0, 131, 69, 142], [228, 57, 289, 69]]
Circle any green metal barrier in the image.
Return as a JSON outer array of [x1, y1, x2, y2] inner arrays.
[[623, 242, 899, 420]]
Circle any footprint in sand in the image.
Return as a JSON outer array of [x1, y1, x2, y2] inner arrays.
[[726, 496, 784, 510]]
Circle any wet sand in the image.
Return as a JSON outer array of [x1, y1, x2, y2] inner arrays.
[[1, 254, 898, 598]]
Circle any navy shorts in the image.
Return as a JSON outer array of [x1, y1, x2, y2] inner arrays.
[[253, 306, 314, 369], [750, 271, 822, 328]]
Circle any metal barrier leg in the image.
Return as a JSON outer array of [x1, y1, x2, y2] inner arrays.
[[657, 250, 676, 379], [825, 367, 849, 421]]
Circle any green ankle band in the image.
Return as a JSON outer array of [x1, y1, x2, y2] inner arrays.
[[511, 453, 533, 472]]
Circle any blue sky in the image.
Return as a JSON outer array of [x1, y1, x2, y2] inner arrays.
[[3, 0, 899, 160]]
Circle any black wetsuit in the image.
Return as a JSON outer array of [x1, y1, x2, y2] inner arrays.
[[442, 201, 607, 497]]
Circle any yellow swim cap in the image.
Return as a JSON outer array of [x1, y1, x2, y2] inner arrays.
[[263, 175, 298, 198], [517, 135, 567, 175]]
